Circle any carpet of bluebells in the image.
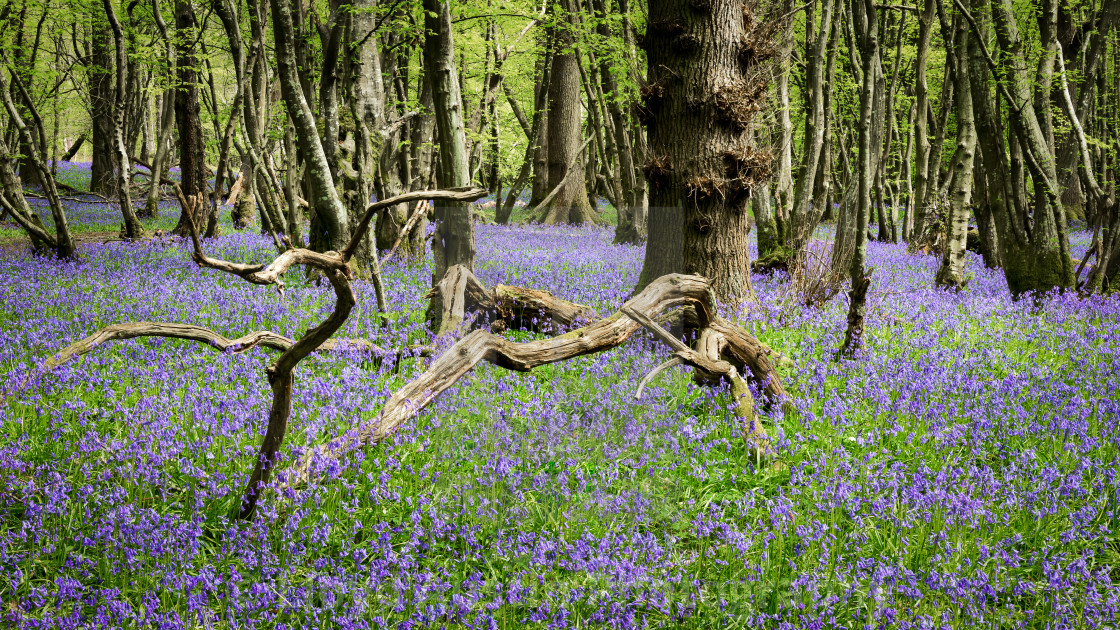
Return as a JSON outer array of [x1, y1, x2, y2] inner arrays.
[[1, 170, 1119, 629]]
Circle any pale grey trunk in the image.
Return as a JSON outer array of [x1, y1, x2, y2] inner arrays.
[[936, 17, 976, 288], [269, 0, 351, 252]]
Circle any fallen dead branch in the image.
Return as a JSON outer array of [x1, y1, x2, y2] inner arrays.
[[30, 185, 488, 520], [284, 271, 786, 491], [25, 200, 792, 519]]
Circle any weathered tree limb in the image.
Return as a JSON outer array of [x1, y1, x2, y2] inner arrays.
[[37, 322, 396, 373], [627, 307, 772, 458], [621, 306, 731, 377], [425, 264, 497, 335], [494, 284, 595, 332], [284, 273, 786, 489], [379, 199, 430, 266], [424, 264, 595, 335], [343, 187, 488, 262]]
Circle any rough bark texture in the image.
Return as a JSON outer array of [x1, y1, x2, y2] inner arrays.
[[536, 0, 596, 225], [171, 0, 209, 236], [89, 24, 116, 196], [424, 0, 476, 285], [635, 0, 773, 303], [963, 0, 1074, 296]]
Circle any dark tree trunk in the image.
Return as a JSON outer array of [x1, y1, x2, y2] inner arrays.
[[171, 0, 209, 235], [529, 36, 551, 206], [536, 0, 596, 225], [839, 0, 878, 357], [636, 0, 773, 303], [89, 25, 116, 196]]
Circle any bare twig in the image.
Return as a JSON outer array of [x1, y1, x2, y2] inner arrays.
[[344, 187, 488, 262], [636, 357, 684, 399]]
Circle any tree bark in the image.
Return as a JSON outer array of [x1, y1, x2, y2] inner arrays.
[[839, 0, 877, 357], [170, 0, 209, 236], [270, 0, 351, 252], [103, 0, 145, 240], [536, 0, 596, 225], [637, 0, 773, 303], [89, 23, 116, 196], [936, 15, 975, 288], [788, 0, 837, 255], [423, 0, 475, 286]]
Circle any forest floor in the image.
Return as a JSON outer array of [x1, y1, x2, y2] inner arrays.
[[0, 175, 1118, 628]]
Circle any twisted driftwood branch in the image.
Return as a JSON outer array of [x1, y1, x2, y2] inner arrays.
[[283, 273, 786, 490], [635, 357, 684, 400], [25, 184, 487, 520], [38, 322, 395, 372]]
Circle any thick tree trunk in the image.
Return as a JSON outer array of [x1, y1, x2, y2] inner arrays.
[[536, 0, 596, 225], [964, 0, 1073, 296], [89, 25, 116, 196], [171, 0, 209, 236], [637, 0, 773, 303], [345, 0, 386, 273], [989, 0, 1074, 293]]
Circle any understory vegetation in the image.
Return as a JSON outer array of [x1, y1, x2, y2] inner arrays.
[[1, 200, 1117, 628]]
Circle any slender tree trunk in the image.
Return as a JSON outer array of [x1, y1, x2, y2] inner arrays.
[[423, 0, 475, 286], [839, 0, 877, 357], [788, 0, 838, 255], [103, 0, 145, 240], [936, 16, 975, 288], [910, 0, 936, 244], [270, 0, 351, 252]]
